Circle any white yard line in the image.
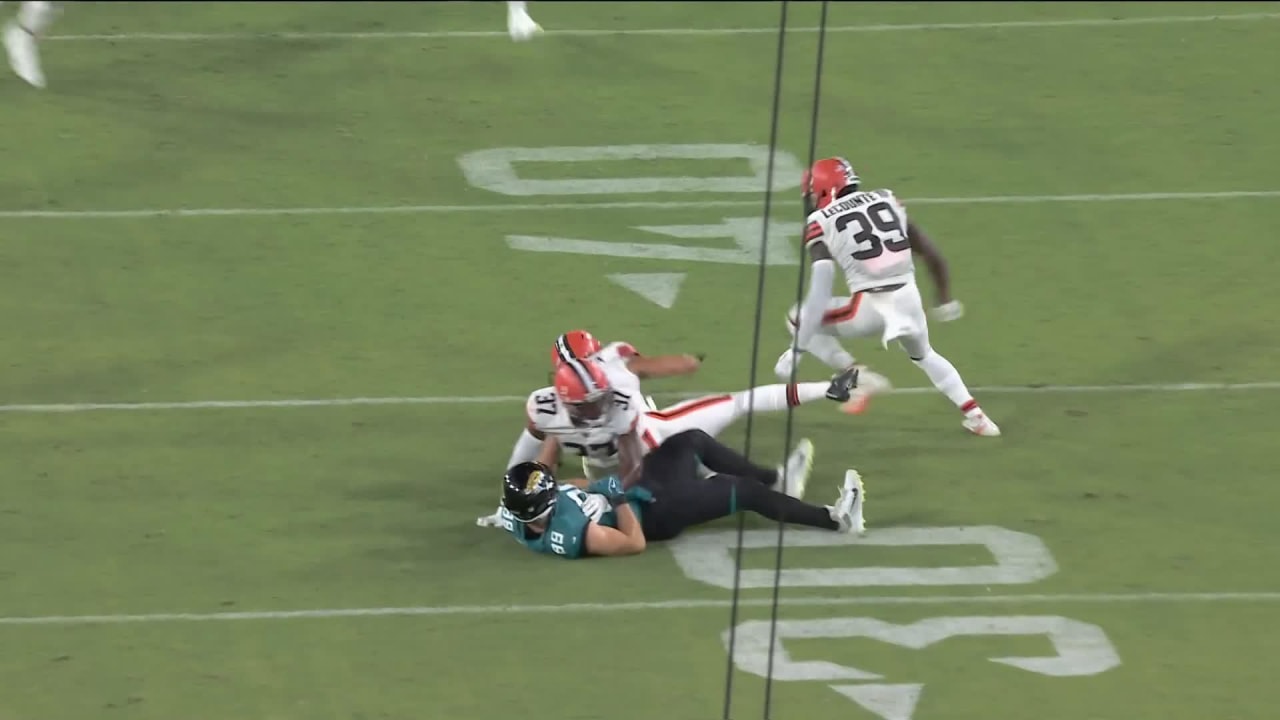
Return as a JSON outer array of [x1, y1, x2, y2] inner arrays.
[[2, 190, 1278, 221], [3, 591, 1278, 627], [0, 199, 760, 220], [2, 381, 1277, 414], [43, 12, 1280, 43]]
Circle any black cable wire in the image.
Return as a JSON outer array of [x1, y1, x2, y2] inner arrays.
[[721, 2, 790, 718], [764, 2, 830, 718]]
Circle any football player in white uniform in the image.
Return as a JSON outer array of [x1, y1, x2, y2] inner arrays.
[[526, 356, 650, 482], [3, 1, 56, 88], [532, 329, 858, 476], [782, 157, 1000, 437], [475, 330, 860, 528]]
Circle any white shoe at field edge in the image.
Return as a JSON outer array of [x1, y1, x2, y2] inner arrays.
[[4, 21, 45, 88], [963, 409, 1001, 437], [829, 469, 865, 534], [776, 438, 814, 500], [507, 8, 542, 41]]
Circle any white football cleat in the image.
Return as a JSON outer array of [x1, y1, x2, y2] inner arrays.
[[775, 438, 814, 499], [507, 5, 542, 41], [839, 366, 893, 415], [4, 21, 45, 88], [963, 409, 1002, 437], [829, 469, 866, 534]]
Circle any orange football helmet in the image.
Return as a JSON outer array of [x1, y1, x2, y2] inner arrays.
[[553, 358, 613, 427], [802, 157, 861, 211], [550, 329, 602, 368]]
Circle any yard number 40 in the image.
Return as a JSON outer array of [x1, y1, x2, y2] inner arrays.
[[456, 144, 806, 272]]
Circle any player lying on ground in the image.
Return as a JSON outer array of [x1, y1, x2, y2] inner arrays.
[[782, 156, 1001, 436], [476, 330, 855, 527], [3, 1, 57, 88], [497, 429, 866, 558]]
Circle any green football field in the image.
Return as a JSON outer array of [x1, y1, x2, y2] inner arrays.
[[3, 2, 1280, 719]]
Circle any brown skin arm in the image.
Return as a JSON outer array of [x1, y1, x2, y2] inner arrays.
[[624, 353, 701, 379], [808, 240, 833, 262], [615, 430, 646, 488], [907, 221, 953, 305], [583, 503, 646, 556], [535, 435, 561, 468]]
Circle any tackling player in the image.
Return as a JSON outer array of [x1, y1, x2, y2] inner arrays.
[[3, 1, 56, 88], [782, 157, 1000, 437], [512, 329, 857, 480], [475, 333, 858, 529], [497, 429, 865, 558]]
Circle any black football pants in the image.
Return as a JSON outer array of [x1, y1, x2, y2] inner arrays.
[[636, 429, 839, 542]]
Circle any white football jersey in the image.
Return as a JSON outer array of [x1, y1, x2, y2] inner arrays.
[[591, 341, 642, 395], [525, 384, 643, 464], [804, 188, 916, 294]]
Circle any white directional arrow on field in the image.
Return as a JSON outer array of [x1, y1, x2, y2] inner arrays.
[[505, 217, 801, 266], [607, 272, 686, 309], [507, 218, 800, 310], [830, 683, 923, 720]]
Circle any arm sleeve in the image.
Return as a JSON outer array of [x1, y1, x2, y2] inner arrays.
[[794, 258, 836, 351], [803, 220, 825, 249], [506, 428, 545, 470]]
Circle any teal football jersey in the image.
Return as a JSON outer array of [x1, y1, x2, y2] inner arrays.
[[501, 484, 642, 558]]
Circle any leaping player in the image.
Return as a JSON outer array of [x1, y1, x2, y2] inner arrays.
[[476, 330, 859, 528], [782, 157, 1001, 436]]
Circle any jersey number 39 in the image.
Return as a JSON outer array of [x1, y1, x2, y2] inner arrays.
[[835, 200, 910, 260]]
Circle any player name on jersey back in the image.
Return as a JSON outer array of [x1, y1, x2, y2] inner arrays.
[[806, 188, 917, 294]]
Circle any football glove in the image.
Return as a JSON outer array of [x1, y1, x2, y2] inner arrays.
[[610, 489, 657, 508], [930, 300, 964, 323], [624, 486, 655, 504], [587, 475, 624, 497]]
